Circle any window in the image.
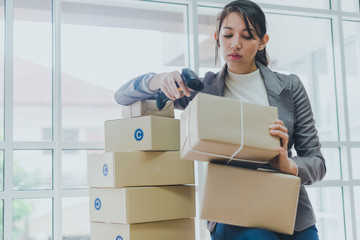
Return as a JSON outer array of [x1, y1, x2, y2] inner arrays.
[[0, 151, 3, 191], [13, 0, 52, 142], [352, 148, 360, 180], [254, 0, 330, 9], [1, 0, 359, 239], [0, 200, 3, 239], [0, 0, 4, 142], [198, 7, 223, 76], [62, 129, 79, 142], [62, 197, 89, 239], [321, 148, 341, 181], [12, 198, 52, 239], [355, 187, 360, 240], [61, 0, 187, 142], [307, 187, 346, 240], [343, 21, 360, 141], [13, 150, 52, 190], [42, 128, 52, 141], [62, 150, 102, 189], [341, 0, 360, 12]]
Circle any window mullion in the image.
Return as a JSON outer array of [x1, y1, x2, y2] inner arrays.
[[3, 0, 14, 239], [52, 0, 62, 239]]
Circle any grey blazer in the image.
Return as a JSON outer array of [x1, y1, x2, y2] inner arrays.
[[114, 62, 326, 233]]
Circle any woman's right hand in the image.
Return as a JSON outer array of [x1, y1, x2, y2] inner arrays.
[[148, 71, 191, 100]]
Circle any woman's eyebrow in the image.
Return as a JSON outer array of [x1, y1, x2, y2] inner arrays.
[[222, 26, 256, 33]]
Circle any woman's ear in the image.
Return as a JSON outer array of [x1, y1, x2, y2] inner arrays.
[[259, 34, 269, 50], [214, 31, 219, 46]]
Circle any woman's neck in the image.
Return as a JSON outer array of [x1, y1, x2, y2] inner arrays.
[[227, 62, 258, 74]]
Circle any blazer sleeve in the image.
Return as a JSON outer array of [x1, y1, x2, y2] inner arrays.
[[114, 72, 199, 109], [114, 73, 158, 106], [290, 76, 326, 185]]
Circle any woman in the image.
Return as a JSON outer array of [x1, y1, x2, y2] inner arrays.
[[114, 0, 326, 239]]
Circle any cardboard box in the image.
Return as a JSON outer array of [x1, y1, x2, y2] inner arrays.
[[201, 163, 300, 235], [180, 93, 280, 164], [87, 151, 194, 187], [105, 116, 180, 152], [91, 218, 195, 240], [122, 100, 174, 119], [90, 185, 195, 224]]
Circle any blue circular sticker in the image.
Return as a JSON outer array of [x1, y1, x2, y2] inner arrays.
[[134, 128, 144, 141], [103, 164, 108, 176], [94, 198, 101, 211], [116, 236, 123, 240]]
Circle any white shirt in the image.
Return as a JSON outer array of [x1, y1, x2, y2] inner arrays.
[[223, 68, 270, 106]]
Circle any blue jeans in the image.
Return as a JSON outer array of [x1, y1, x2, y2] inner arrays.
[[211, 223, 319, 240]]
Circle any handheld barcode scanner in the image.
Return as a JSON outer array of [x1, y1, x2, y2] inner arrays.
[[156, 68, 204, 110]]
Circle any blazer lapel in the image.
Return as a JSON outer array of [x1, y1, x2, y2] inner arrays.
[[211, 64, 227, 96], [257, 62, 294, 139]]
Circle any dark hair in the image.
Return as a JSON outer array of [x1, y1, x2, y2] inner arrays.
[[215, 0, 269, 66]]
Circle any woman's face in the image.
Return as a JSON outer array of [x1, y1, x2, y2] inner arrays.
[[217, 12, 268, 74]]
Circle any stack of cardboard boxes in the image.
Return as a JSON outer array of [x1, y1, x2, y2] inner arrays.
[[88, 101, 196, 240], [180, 93, 301, 235]]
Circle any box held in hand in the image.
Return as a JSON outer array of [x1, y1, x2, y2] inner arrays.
[[201, 163, 300, 235], [180, 93, 280, 164]]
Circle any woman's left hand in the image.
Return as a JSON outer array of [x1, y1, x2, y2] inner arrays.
[[269, 119, 298, 176]]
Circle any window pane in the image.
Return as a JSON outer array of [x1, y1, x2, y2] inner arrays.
[[0, 150, 3, 191], [13, 150, 52, 190], [322, 148, 341, 181], [355, 186, 360, 240], [351, 148, 360, 179], [62, 150, 101, 189], [255, 0, 330, 9], [0, 200, 3, 240], [0, 0, 4, 142], [343, 21, 360, 141], [62, 197, 89, 239], [12, 198, 52, 240], [307, 187, 345, 239], [61, 0, 187, 142], [266, 15, 337, 141], [198, 7, 222, 76], [341, 0, 360, 12], [13, 0, 52, 141]]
